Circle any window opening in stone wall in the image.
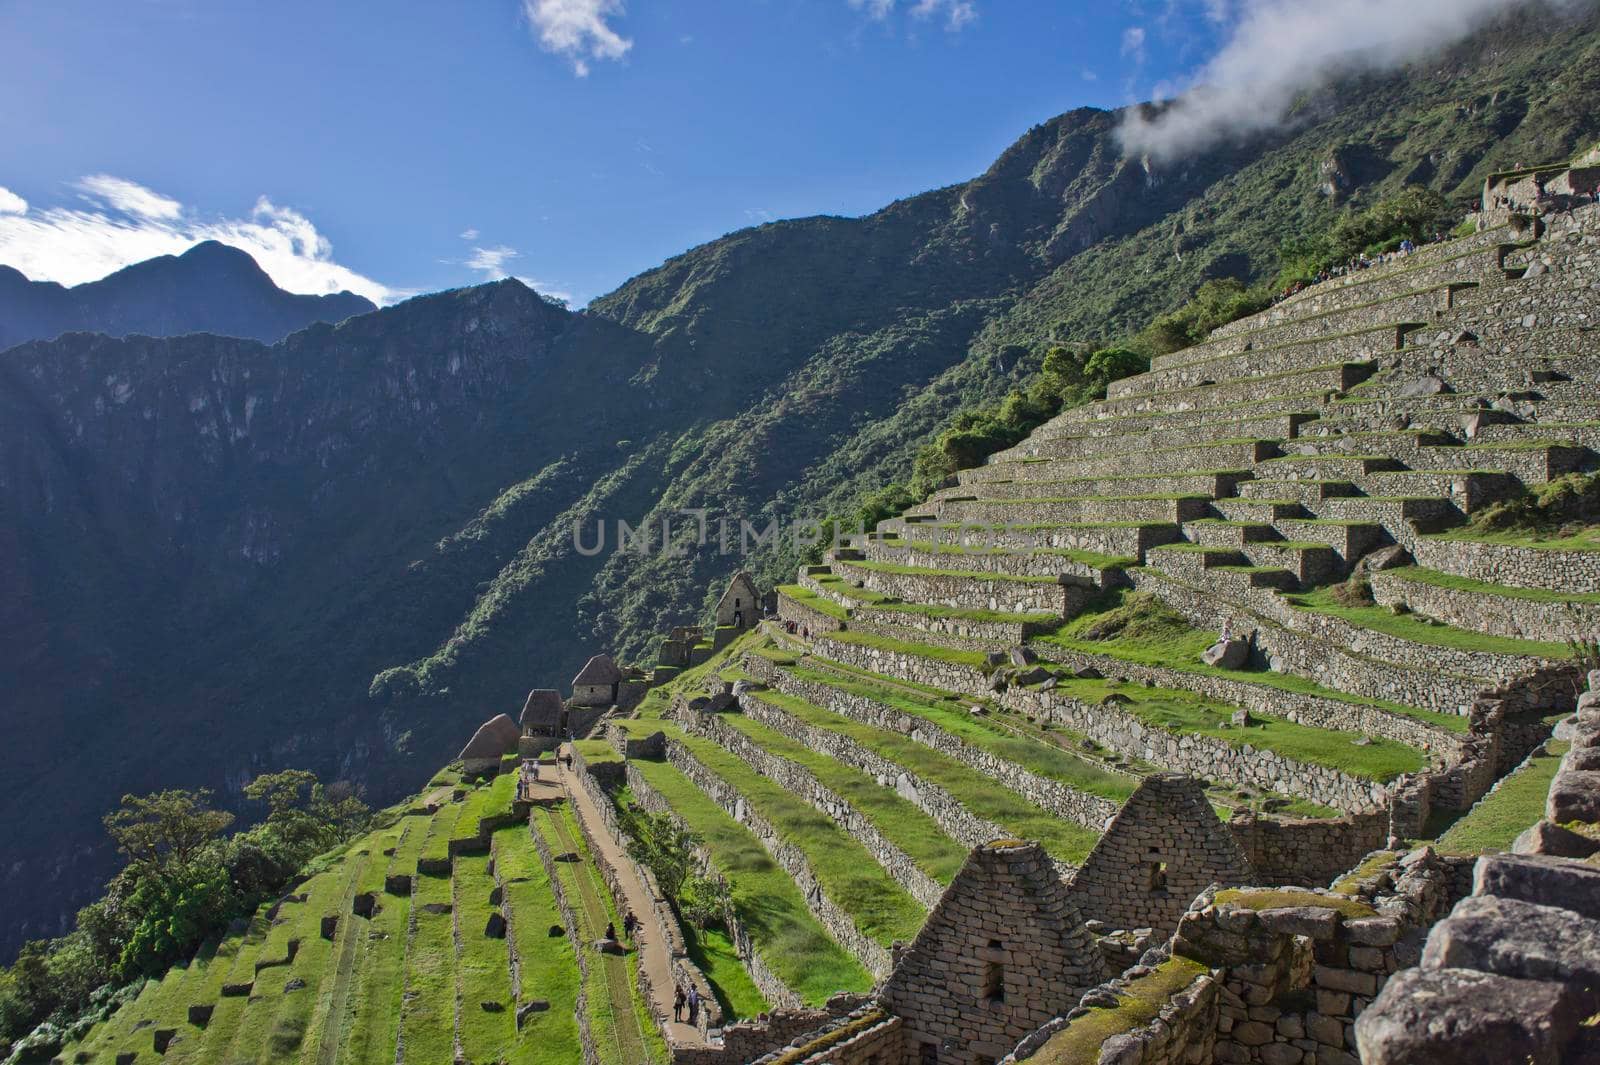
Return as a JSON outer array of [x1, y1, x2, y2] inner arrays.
[[1147, 849, 1169, 892], [982, 938, 1005, 1003], [919, 1041, 939, 1064]]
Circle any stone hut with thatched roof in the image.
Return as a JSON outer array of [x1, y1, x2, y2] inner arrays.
[[520, 689, 565, 737], [571, 653, 622, 707], [458, 713, 521, 776]]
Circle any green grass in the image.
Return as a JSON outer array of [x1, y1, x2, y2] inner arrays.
[[1287, 582, 1574, 658], [1214, 888, 1376, 918], [777, 583, 850, 620], [397, 865, 457, 1064], [713, 707, 970, 884], [1028, 957, 1211, 1064], [823, 628, 991, 669], [1381, 565, 1600, 605], [790, 663, 1135, 803], [1437, 742, 1571, 855], [493, 823, 583, 1063], [575, 738, 623, 766], [456, 853, 518, 1063], [742, 687, 1105, 863], [1425, 527, 1600, 551], [683, 924, 769, 1022], [654, 721, 928, 947], [624, 757, 873, 1004], [1034, 590, 1468, 733]]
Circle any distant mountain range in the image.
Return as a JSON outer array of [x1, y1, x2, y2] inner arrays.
[[0, 240, 375, 349], [2, 7, 1598, 960]]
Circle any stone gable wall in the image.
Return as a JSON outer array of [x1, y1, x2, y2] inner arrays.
[[882, 842, 1106, 1064]]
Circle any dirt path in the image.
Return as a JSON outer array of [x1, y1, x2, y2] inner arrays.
[[557, 756, 709, 1049]]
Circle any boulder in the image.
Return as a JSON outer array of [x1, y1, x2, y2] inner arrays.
[[1423, 895, 1600, 987], [1474, 854, 1600, 922], [731, 679, 753, 700], [320, 915, 339, 940], [1395, 375, 1448, 398], [1008, 647, 1037, 667], [1202, 638, 1250, 670], [1564, 745, 1600, 772], [1525, 260, 1549, 277], [517, 1000, 551, 1029], [984, 651, 1007, 668], [1073, 666, 1103, 680], [1358, 544, 1414, 573], [283, 978, 306, 992], [1546, 770, 1600, 825], [484, 912, 507, 939], [1231, 709, 1253, 727], [480, 1000, 505, 1013], [596, 938, 626, 956], [548, 924, 564, 937], [1017, 666, 1052, 686], [1512, 820, 1600, 859], [1355, 967, 1586, 1065]]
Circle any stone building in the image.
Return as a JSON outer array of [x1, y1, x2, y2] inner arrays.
[[571, 653, 623, 707], [519, 688, 564, 737], [713, 572, 760, 632], [1068, 773, 1253, 934], [457, 713, 521, 776], [879, 840, 1107, 1065]]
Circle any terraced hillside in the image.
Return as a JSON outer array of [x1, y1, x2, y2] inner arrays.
[[52, 767, 665, 1065]]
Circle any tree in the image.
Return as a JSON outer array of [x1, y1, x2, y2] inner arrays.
[[1082, 347, 1147, 385], [102, 790, 234, 874], [244, 769, 371, 855], [617, 803, 698, 903]]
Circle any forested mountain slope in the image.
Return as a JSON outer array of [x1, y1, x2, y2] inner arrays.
[[2, 6, 1598, 960]]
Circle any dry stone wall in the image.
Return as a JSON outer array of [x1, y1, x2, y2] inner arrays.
[[1411, 536, 1600, 594], [750, 655, 1122, 831], [1370, 569, 1600, 642], [674, 703, 945, 908], [1227, 809, 1390, 889]]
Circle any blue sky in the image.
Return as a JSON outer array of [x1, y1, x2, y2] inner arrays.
[[0, 0, 1532, 306]]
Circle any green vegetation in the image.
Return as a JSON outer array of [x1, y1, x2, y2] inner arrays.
[[1463, 471, 1600, 539], [789, 663, 1135, 803], [622, 757, 873, 1004], [1214, 888, 1377, 919], [1030, 957, 1210, 1064], [1378, 566, 1600, 606], [1034, 590, 1467, 733], [1, 772, 373, 1061], [1438, 742, 1571, 854], [682, 925, 768, 1022], [493, 824, 584, 1062], [777, 584, 850, 621], [714, 708, 971, 883], [742, 687, 1104, 863], [1286, 581, 1575, 658]]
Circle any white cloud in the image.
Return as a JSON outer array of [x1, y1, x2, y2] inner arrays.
[[1080, 67, 1100, 82], [459, 227, 480, 240], [1119, 0, 1566, 161], [522, 0, 632, 77], [1121, 25, 1147, 60], [465, 244, 520, 279], [0, 175, 393, 304], [851, 0, 977, 30], [0, 186, 27, 215], [744, 208, 776, 223], [76, 174, 182, 219]]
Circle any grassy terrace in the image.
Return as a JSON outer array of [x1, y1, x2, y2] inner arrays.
[[456, 853, 517, 1063], [826, 612, 1426, 780], [740, 687, 1104, 863], [1424, 527, 1600, 551], [342, 816, 429, 1065], [778, 583, 850, 621], [838, 558, 1063, 584], [623, 756, 874, 1003], [683, 924, 769, 1022], [399, 841, 462, 1065], [1034, 590, 1469, 734], [796, 576, 1056, 627], [493, 823, 583, 1062], [626, 716, 927, 949], [1286, 582, 1573, 659], [1383, 565, 1600, 605], [1437, 741, 1571, 854], [787, 662, 1135, 804], [878, 535, 1138, 572], [712, 707, 970, 884]]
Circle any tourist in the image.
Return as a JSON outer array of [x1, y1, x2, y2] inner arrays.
[[622, 910, 637, 938], [605, 921, 617, 942], [674, 985, 686, 1023], [687, 986, 701, 1026]]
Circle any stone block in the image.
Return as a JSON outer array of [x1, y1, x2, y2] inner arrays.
[[1234, 1020, 1275, 1046], [1257, 907, 1338, 940], [1547, 770, 1600, 823], [1512, 820, 1600, 859], [1314, 965, 1376, 996], [1343, 917, 1400, 946], [1258, 1044, 1303, 1065], [1355, 967, 1586, 1065], [1474, 853, 1600, 921], [1421, 895, 1600, 987]]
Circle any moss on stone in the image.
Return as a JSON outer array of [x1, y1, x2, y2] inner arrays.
[[1214, 888, 1376, 918], [1029, 956, 1211, 1064]]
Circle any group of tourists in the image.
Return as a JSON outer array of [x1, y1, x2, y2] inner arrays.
[[673, 982, 703, 1027], [1273, 232, 1448, 304]]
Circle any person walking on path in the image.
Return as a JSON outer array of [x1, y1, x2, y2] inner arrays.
[[673, 985, 686, 1023], [622, 910, 637, 939], [687, 986, 700, 1027]]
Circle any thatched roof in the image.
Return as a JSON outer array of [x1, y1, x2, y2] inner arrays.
[[458, 713, 521, 761], [520, 689, 564, 730], [573, 653, 622, 687]]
